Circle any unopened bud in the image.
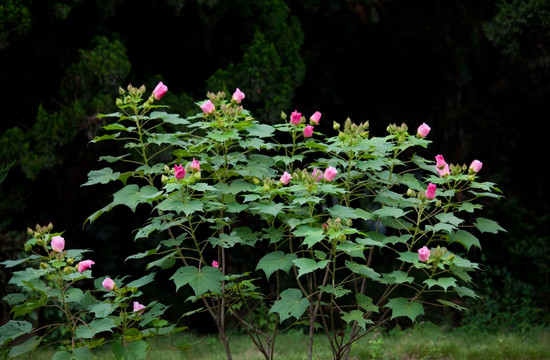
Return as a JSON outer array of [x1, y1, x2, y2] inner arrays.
[[193, 171, 201, 180], [66, 257, 74, 265], [27, 227, 34, 236], [253, 177, 260, 185], [116, 98, 123, 107], [161, 175, 169, 184], [407, 189, 416, 197], [346, 218, 353, 227], [333, 121, 340, 130], [40, 262, 48, 269], [64, 267, 73, 274]]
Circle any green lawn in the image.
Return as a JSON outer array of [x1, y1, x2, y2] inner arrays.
[[8, 326, 550, 360]]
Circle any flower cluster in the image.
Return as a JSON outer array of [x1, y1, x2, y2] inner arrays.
[[288, 109, 322, 138]]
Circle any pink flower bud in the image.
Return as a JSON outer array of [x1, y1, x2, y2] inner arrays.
[[469, 160, 483, 173], [152, 81, 168, 100], [323, 166, 338, 181], [200, 100, 215, 114], [102, 277, 115, 291], [51, 236, 65, 252], [133, 301, 146, 315], [312, 168, 323, 182], [280, 171, 292, 185], [437, 163, 450, 177], [191, 158, 201, 172], [290, 110, 302, 125], [435, 155, 446, 169], [232, 88, 245, 103], [418, 246, 430, 262], [212, 260, 219, 268], [310, 111, 322, 125], [77, 259, 95, 273], [174, 164, 186, 180], [425, 183, 437, 200], [303, 125, 314, 138], [417, 123, 431, 138]]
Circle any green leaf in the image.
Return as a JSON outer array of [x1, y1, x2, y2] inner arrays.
[[156, 196, 203, 216], [113, 339, 150, 360], [269, 288, 309, 323], [449, 230, 481, 251], [356, 293, 379, 313], [8, 336, 40, 357], [318, 284, 351, 298], [87, 303, 117, 318], [246, 123, 275, 138], [170, 266, 224, 297], [293, 225, 325, 248], [435, 213, 464, 227], [345, 260, 382, 282], [256, 251, 298, 280], [150, 111, 190, 126], [127, 272, 156, 288], [82, 168, 121, 186], [382, 270, 414, 284], [251, 202, 285, 217], [474, 217, 506, 234], [385, 297, 424, 322], [75, 318, 117, 339], [414, 321, 442, 344], [292, 258, 329, 278], [437, 299, 467, 311], [423, 277, 457, 291], [0, 320, 33, 346], [340, 310, 373, 330], [373, 207, 406, 218], [113, 184, 164, 211]]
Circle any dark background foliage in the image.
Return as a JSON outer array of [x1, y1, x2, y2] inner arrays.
[[1, 0, 549, 332]]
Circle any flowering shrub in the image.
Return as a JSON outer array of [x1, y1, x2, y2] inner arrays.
[[1, 82, 504, 360]]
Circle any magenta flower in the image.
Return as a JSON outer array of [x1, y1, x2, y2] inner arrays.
[[280, 171, 292, 185], [102, 277, 115, 291], [191, 158, 201, 172], [310, 111, 322, 125], [174, 164, 186, 180], [323, 166, 338, 181], [418, 246, 430, 262], [133, 301, 146, 315], [232, 88, 245, 103], [303, 125, 314, 138], [290, 110, 302, 125], [200, 100, 215, 114], [417, 123, 431, 138], [435, 154, 446, 169], [152, 81, 168, 100], [469, 160, 483, 173], [425, 183, 437, 200], [51, 235, 65, 252], [77, 259, 95, 273], [212, 260, 219, 268]]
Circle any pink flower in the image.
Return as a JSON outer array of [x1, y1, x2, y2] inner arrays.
[[77, 260, 95, 273], [418, 246, 430, 262], [310, 111, 322, 125], [232, 88, 245, 103], [312, 168, 323, 182], [469, 160, 483, 173], [133, 301, 146, 315], [212, 260, 219, 268], [280, 171, 292, 185], [303, 125, 314, 138], [102, 277, 115, 291], [425, 183, 437, 200], [174, 164, 186, 180], [435, 154, 446, 169], [200, 100, 215, 114], [191, 158, 200, 172], [290, 110, 302, 125], [417, 123, 431, 138], [51, 236, 65, 252], [323, 166, 338, 181], [152, 81, 168, 100], [437, 163, 450, 177]]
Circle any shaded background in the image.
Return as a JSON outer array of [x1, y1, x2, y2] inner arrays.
[[1, 0, 549, 332]]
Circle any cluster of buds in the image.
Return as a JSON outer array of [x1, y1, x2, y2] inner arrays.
[[27, 222, 54, 240], [322, 217, 351, 242], [407, 184, 441, 204], [282, 109, 322, 138], [335, 118, 369, 146], [435, 155, 483, 180], [116, 84, 147, 108], [386, 122, 408, 142], [162, 160, 202, 184]]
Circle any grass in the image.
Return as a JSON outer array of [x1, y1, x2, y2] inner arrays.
[[7, 326, 550, 360]]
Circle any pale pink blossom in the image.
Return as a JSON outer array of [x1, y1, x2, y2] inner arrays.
[[280, 171, 292, 185], [418, 246, 430, 262], [303, 125, 314, 138], [51, 236, 65, 252], [77, 260, 95, 273], [212, 260, 219, 268], [152, 81, 168, 100], [310, 111, 322, 125], [290, 110, 302, 125], [437, 163, 450, 177], [323, 166, 338, 181], [200, 100, 215, 114], [312, 168, 323, 182], [425, 183, 437, 200], [133, 301, 146, 314], [191, 158, 201, 172], [469, 160, 483, 173], [417, 123, 431, 138], [232, 88, 245, 103], [102, 277, 115, 291], [174, 164, 186, 180]]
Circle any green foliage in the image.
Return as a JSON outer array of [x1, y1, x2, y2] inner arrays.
[[0, 0, 31, 49]]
